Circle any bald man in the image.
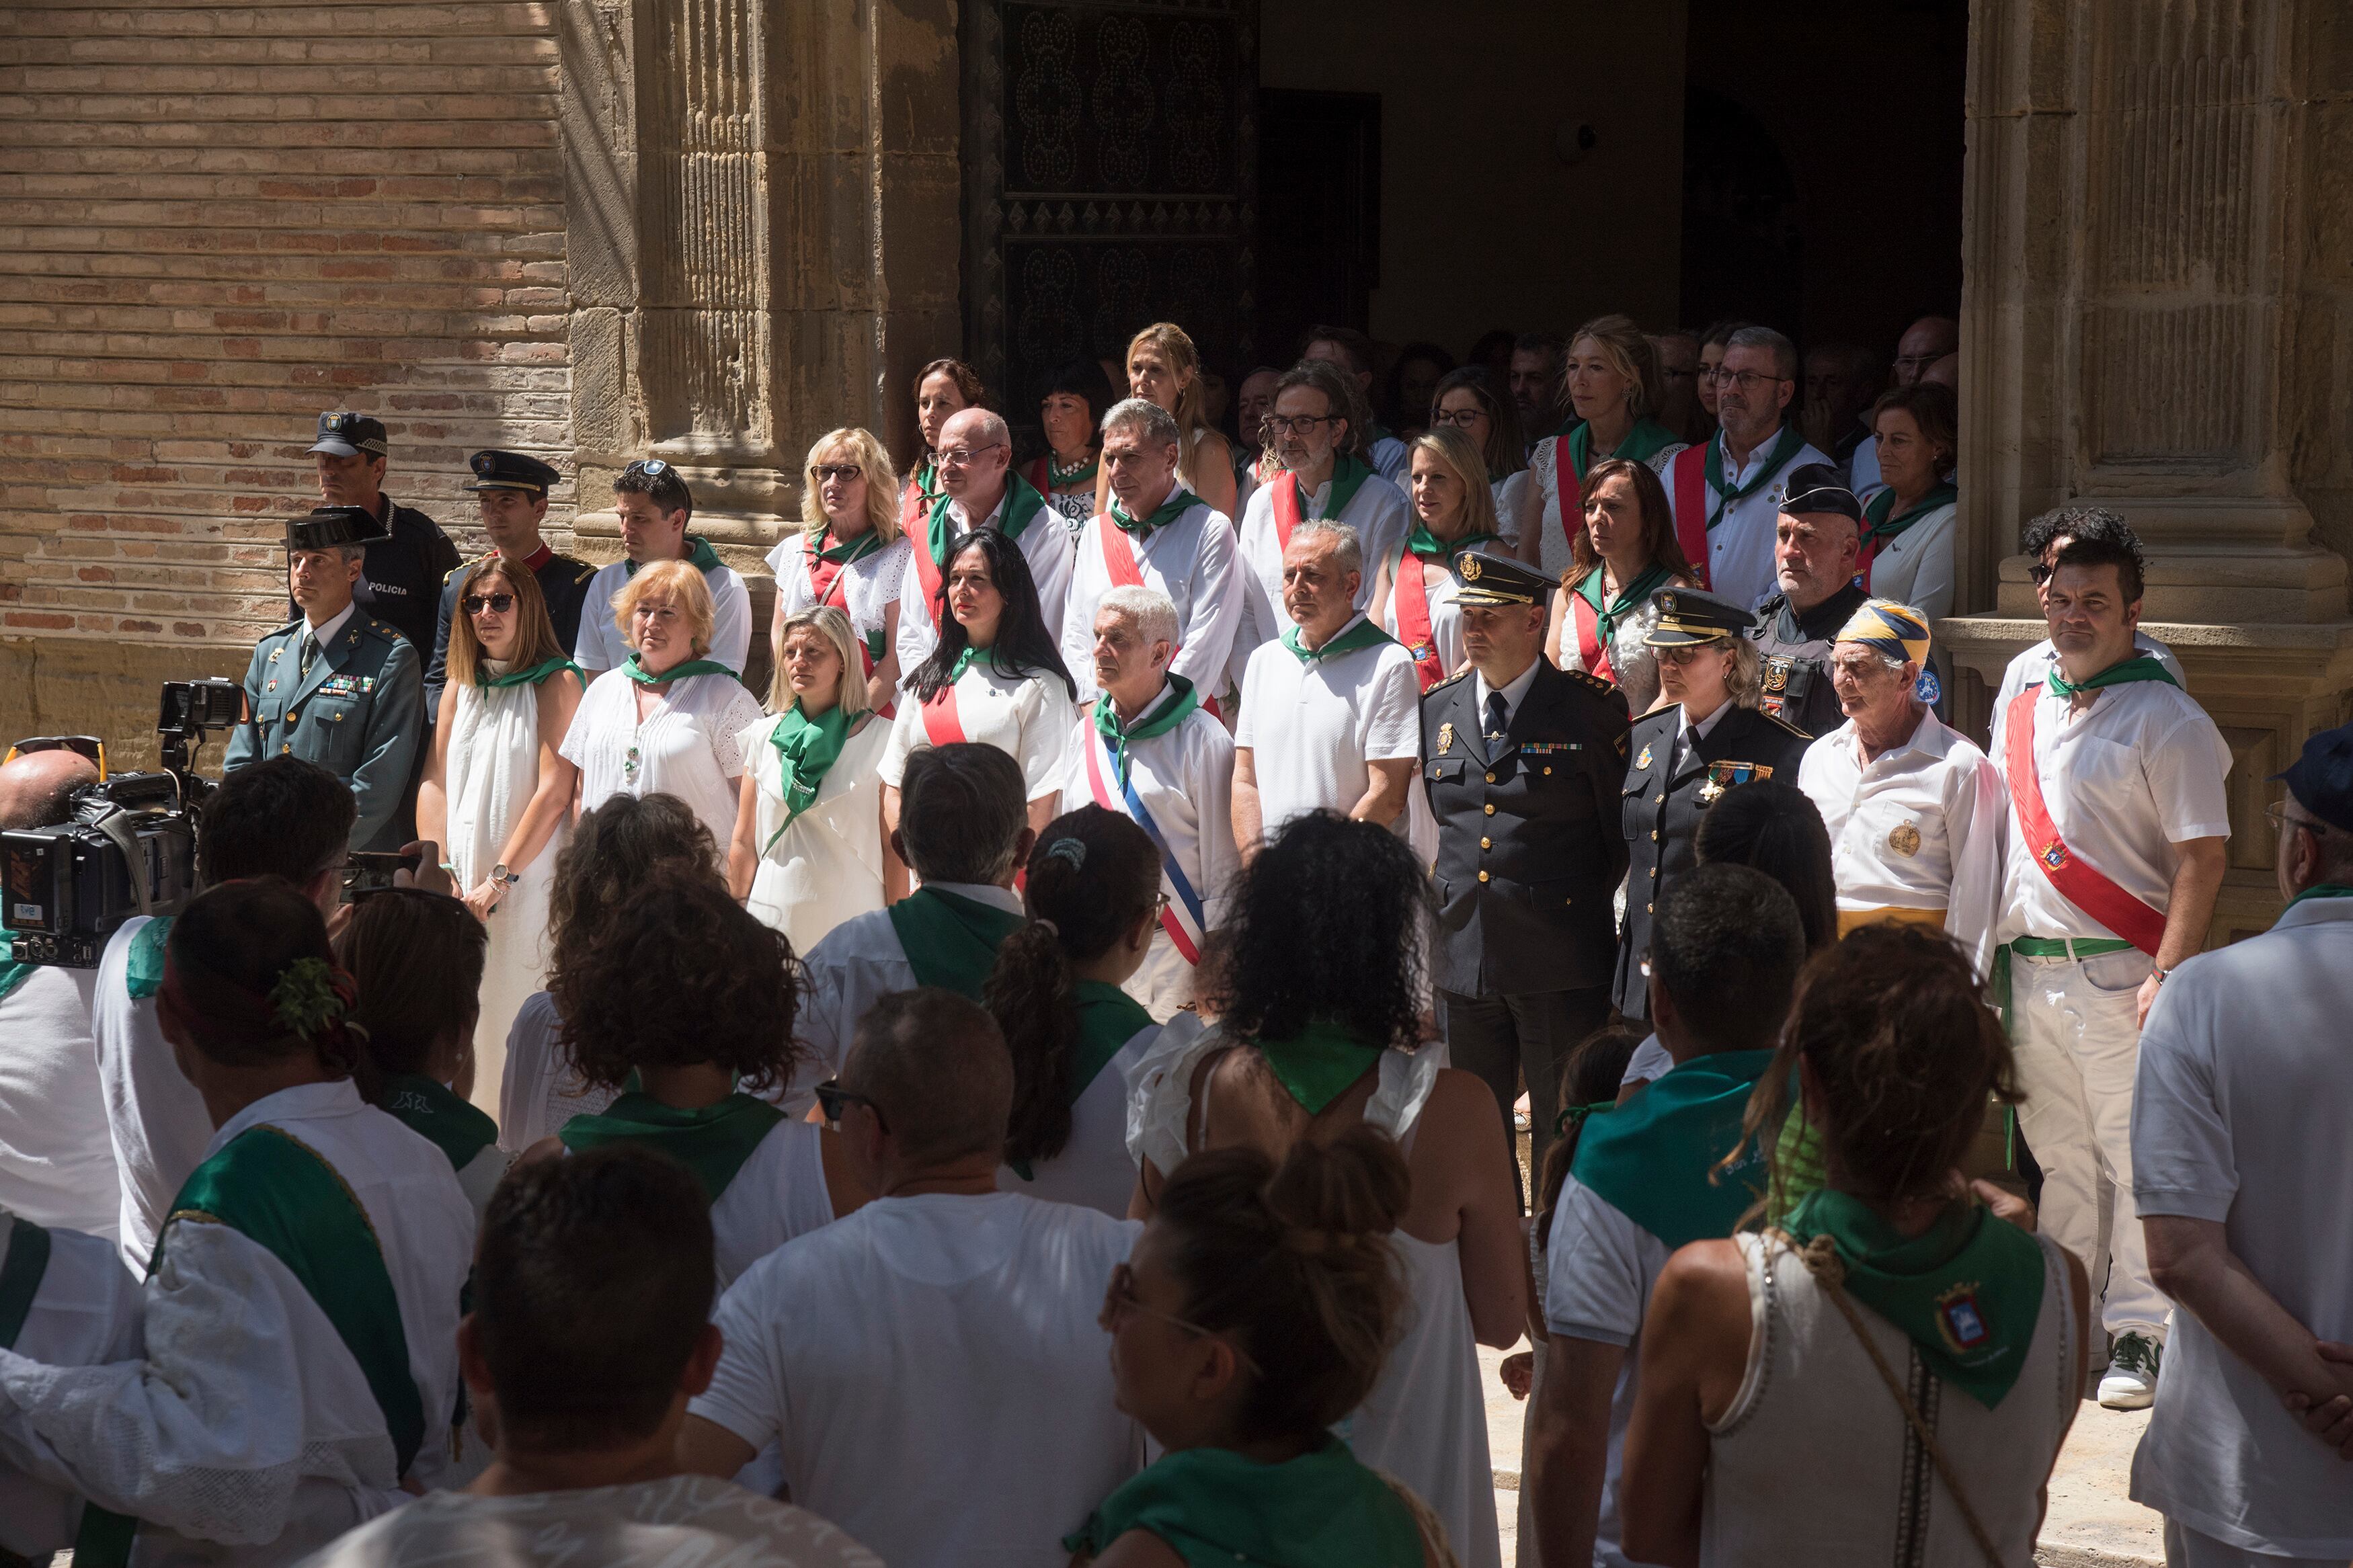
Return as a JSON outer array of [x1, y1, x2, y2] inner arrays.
[[0, 747, 124, 1237], [893, 405, 1076, 676]]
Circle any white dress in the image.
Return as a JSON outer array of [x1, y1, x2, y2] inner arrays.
[[878, 658, 1075, 803], [444, 664, 570, 1117], [561, 667, 765, 854], [737, 710, 891, 958], [496, 991, 620, 1153]]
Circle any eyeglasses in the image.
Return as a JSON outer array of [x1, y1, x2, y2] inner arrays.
[[1707, 370, 1789, 393], [809, 463, 864, 483], [1101, 1262, 1263, 1374], [1431, 408, 1486, 428], [461, 593, 515, 616], [936, 444, 1006, 468], [1262, 415, 1337, 436], [813, 1077, 889, 1132], [623, 458, 671, 478], [1654, 643, 1724, 665], [3, 735, 106, 779], [2266, 802, 2339, 838]]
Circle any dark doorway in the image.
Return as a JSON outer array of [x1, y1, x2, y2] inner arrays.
[[1255, 89, 1381, 362]]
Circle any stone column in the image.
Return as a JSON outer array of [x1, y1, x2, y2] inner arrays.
[[1948, 0, 2353, 939]]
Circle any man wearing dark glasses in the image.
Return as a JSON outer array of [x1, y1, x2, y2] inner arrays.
[[422, 449, 596, 717], [307, 411, 462, 657], [1989, 505, 2184, 719], [573, 458, 752, 677]]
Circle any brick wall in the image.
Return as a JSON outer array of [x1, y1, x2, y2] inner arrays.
[[0, 1, 570, 676]]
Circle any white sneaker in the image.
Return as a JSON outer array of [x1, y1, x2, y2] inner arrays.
[[2097, 1330, 2161, 1409]]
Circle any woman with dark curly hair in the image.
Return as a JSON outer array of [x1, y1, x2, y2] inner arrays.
[[1066, 1130, 1445, 1568], [532, 867, 865, 1286], [984, 805, 1165, 1217], [1125, 811, 1522, 1568]]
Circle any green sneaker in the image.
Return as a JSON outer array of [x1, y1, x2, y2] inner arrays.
[[2098, 1330, 2162, 1409]]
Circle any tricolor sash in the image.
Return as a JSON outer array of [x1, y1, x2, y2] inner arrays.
[[1083, 707, 1208, 964], [1670, 445, 1711, 588], [2001, 684, 2168, 954]]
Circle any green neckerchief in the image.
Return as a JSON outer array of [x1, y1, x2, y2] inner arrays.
[[376, 1073, 499, 1175], [1291, 453, 1372, 522], [1769, 1106, 1828, 1225], [926, 473, 1052, 573], [1281, 614, 1394, 666], [885, 886, 1026, 999], [1564, 417, 1680, 480], [1404, 524, 1500, 561], [1010, 981, 1156, 1182], [911, 456, 941, 501], [1111, 483, 1196, 536], [623, 535, 725, 577], [0, 918, 32, 1004], [1064, 1436, 1423, 1568], [1862, 481, 1958, 547], [623, 651, 736, 686], [2042, 654, 2181, 702], [2286, 883, 2353, 910], [126, 914, 175, 1001], [1253, 1021, 1386, 1115], [762, 702, 852, 854], [0, 1216, 52, 1348], [1572, 1048, 1778, 1248], [1094, 675, 1199, 788], [1573, 560, 1675, 646], [1784, 1188, 2048, 1409], [1702, 423, 1808, 532], [812, 526, 883, 567], [559, 1091, 786, 1204], [865, 627, 887, 663], [479, 655, 581, 690]]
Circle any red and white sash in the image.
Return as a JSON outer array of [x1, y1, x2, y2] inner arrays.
[[1568, 592, 1617, 684], [1670, 445, 1712, 589], [1553, 437, 1585, 564], [1392, 551, 1447, 691], [920, 679, 969, 750], [2001, 686, 2168, 954], [1082, 727, 1205, 964]]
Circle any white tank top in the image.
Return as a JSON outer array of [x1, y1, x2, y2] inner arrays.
[[1702, 1229, 2077, 1568]]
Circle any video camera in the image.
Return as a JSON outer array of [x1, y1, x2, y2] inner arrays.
[[1, 679, 245, 968]]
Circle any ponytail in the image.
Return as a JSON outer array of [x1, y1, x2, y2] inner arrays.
[[1533, 1025, 1644, 1258]]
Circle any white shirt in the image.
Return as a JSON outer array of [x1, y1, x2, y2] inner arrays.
[[892, 489, 1078, 677], [1058, 491, 1243, 704], [795, 881, 1025, 1089], [1861, 497, 1960, 630], [1991, 631, 2185, 716], [0, 965, 121, 1237], [1797, 708, 2008, 975], [1234, 616, 1421, 843], [0, 1080, 475, 1566], [707, 1120, 837, 1289], [2130, 895, 2353, 1559], [878, 659, 1074, 803], [93, 917, 214, 1266], [561, 666, 765, 852], [573, 556, 754, 677], [740, 710, 891, 959], [495, 991, 619, 1153], [1988, 673, 2231, 943], [301, 601, 356, 655], [995, 1022, 1160, 1218], [0, 1213, 141, 1557], [1847, 431, 1885, 501], [766, 530, 912, 654], [1229, 467, 1410, 693], [1661, 428, 1831, 613], [692, 1191, 1142, 1568], [1474, 657, 1543, 735]]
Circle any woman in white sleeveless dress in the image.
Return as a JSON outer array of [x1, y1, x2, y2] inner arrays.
[[1128, 812, 1523, 1568], [1618, 923, 2090, 1568], [417, 556, 584, 1116], [765, 425, 912, 713], [727, 605, 894, 956]]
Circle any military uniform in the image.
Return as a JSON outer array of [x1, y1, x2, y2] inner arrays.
[[1749, 579, 1868, 739], [225, 507, 426, 852], [422, 450, 593, 717], [1421, 549, 1631, 1194], [302, 413, 460, 655]]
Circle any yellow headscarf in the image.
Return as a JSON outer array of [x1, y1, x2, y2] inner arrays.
[[1835, 598, 1930, 667]]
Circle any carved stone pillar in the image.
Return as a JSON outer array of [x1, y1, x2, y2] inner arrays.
[[1947, 0, 2353, 938]]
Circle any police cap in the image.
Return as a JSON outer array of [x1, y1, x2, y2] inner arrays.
[[308, 411, 389, 459], [1451, 546, 1551, 608], [1644, 587, 1755, 646], [2275, 722, 2353, 835], [464, 449, 561, 495], [286, 505, 387, 553], [1780, 462, 1864, 524]]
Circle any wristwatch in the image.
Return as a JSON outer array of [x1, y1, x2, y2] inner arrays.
[[489, 864, 516, 891]]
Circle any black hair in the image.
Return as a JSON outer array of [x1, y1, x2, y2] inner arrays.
[[161, 876, 358, 1075], [897, 743, 1029, 886], [2020, 503, 2139, 566], [909, 527, 1078, 704], [1301, 323, 1376, 378], [612, 462, 693, 522], [1381, 340, 1455, 427], [2051, 528, 2147, 604], [474, 1144, 715, 1450], [985, 807, 1162, 1169], [1699, 317, 1753, 350], [1224, 812, 1430, 1053], [198, 756, 357, 886], [1696, 782, 1838, 954], [1466, 328, 1517, 368], [335, 889, 486, 1094], [1039, 358, 1119, 427], [1429, 365, 1526, 479], [1649, 862, 1806, 1054]]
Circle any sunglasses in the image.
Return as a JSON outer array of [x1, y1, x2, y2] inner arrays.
[[1654, 643, 1725, 665], [3, 735, 106, 780], [623, 458, 671, 479], [810, 463, 865, 483], [813, 1077, 888, 1132], [462, 593, 516, 616], [1101, 1263, 1263, 1374]]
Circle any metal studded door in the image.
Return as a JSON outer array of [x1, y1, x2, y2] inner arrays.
[[961, 0, 1259, 431]]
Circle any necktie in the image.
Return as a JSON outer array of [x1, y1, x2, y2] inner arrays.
[[1483, 691, 1509, 744], [299, 632, 319, 680]]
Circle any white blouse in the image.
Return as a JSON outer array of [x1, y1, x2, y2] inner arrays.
[[879, 657, 1075, 802], [737, 709, 892, 959], [765, 530, 912, 653], [561, 667, 765, 852]]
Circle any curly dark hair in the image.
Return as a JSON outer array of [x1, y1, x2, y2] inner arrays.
[[547, 794, 720, 968], [1696, 780, 1837, 955], [1223, 812, 1431, 1052], [547, 866, 807, 1096], [909, 527, 1078, 704]]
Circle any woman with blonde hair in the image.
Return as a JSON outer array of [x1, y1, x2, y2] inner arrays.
[[1519, 313, 1688, 580], [1096, 322, 1240, 522], [904, 358, 986, 535], [767, 426, 910, 712], [1542, 456, 1698, 714], [560, 558, 764, 850], [418, 554, 584, 1110], [727, 604, 895, 954], [1369, 426, 1503, 694]]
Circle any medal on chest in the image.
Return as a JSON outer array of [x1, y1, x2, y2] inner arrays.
[[1635, 743, 1652, 771], [1888, 820, 1922, 857], [1698, 759, 1771, 807]]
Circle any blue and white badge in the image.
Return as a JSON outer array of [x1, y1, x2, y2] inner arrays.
[[1914, 667, 1942, 705]]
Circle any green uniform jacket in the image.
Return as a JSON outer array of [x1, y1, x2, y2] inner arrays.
[[224, 610, 424, 851]]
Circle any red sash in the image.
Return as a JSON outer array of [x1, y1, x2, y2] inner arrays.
[[1269, 472, 1304, 552], [1100, 520, 1146, 588], [1569, 591, 1616, 683], [912, 509, 949, 634], [1553, 436, 1585, 563], [920, 679, 969, 749], [2001, 686, 2168, 954], [1392, 551, 1447, 691], [1671, 446, 1711, 589], [805, 536, 851, 610], [899, 473, 932, 536]]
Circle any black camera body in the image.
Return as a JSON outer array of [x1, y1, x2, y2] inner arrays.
[[1, 679, 243, 968]]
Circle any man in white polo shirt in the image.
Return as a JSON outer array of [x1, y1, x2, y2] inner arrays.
[[1992, 529, 2231, 1411], [1232, 520, 1419, 852], [1059, 397, 1241, 707], [895, 406, 1074, 677], [1661, 325, 1829, 612], [2130, 724, 2353, 1568], [574, 459, 754, 676], [1064, 585, 1237, 1018], [1993, 505, 2186, 712]]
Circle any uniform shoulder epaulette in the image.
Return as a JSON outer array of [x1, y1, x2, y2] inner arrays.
[[445, 549, 495, 585], [1562, 667, 1615, 697], [571, 561, 596, 584], [362, 618, 400, 642], [1761, 708, 1812, 741], [1425, 668, 1474, 698]]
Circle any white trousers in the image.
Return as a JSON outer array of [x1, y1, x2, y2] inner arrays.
[[2009, 946, 2169, 1337], [2165, 1518, 2344, 1568], [1122, 927, 1196, 1022]]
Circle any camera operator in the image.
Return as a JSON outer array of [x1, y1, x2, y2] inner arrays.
[[95, 756, 356, 1266], [225, 506, 425, 852], [0, 746, 124, 1239]]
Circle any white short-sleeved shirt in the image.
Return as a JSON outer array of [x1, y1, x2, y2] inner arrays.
[[92, 917, 215, 1267], [1660, 429, 1830, 613], [0, 965, 121, 1238], [573, 557, 754, 678], [1234, 617, 1422, 842], [2129, 896, 2353, 1559], [879, 660, 1074, 803], [1991, 632, 2186, 716], [1058, 493, 1243, 705], [766, 530, 912, 654], [561, 667, 766, 851], [995, 1022, 1160, 1218], [893, 491, 1078, 678], [0, 1213, 141, 1557], [1988, 675, 2232, 943], [794, 881, 1025, 1091], [1230, 469, 1410, 693], [1059, 691, 1239, 925], [691, 1191, 1142, 1568]]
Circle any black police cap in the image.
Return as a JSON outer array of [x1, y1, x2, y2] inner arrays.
[[308, 411, 388, 458], [1780, 462, 1864, 524], [285, 505, 387, 552], [1451, 546, 1550, 607], [1644, 587, 1755, 645], [464, 450, 561, 495]]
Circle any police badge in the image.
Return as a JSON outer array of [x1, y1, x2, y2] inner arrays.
[[1437, 723, 1454, 756]]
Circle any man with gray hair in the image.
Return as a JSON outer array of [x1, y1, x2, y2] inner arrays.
[[793, 743, 1036, 1080], [681, 987, 1141, 1568], [1058, 395, 1242, 706], [893, 404, 1075, 677], [1233, 518, 1420, 850], [1063, 583, 1238, 1016], [1661, 325, 1829, 614]]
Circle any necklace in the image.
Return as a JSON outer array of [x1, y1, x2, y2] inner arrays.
[[1049, 449, 1099, 487]]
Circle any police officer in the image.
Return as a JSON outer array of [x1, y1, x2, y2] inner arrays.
[[1747, 462, 1871, 738], [1616, 587, 1812, 1019], [422, 449, 595, 716], [307, 411, 461, 655], [1422, 546, 1630, 1195], [225, 506, 426, 852]]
